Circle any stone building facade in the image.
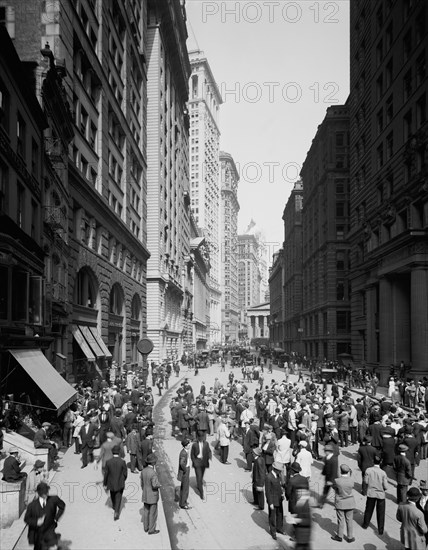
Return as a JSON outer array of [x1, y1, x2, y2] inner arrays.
[[349, 0, 428, 382], [300, 105, 351, 361], [146, 0, 192, 363]]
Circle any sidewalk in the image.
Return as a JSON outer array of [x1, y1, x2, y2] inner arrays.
[[3, 386, 172, 550]]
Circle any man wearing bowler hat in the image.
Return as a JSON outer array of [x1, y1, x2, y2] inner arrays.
[[141, 453, 161, 535], [286, 461, 309, 514], [24, 481, 65, 550], [397, 487, 427, 550], [103, 445, 127, 521], [265, 461, 285, 540]]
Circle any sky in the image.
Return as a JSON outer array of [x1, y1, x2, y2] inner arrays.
[[186, 0, 350, 259]]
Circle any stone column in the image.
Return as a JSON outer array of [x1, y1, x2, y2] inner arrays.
[[366, 285, 377, 363], [379, 277, 393, 365], [411, 268, 428, 376], [394, 276, 410, 364]]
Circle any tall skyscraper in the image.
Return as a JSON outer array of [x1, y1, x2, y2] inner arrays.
[[146, 0, 192, 363], [238, 230, 261, 341], [188, 49, 222, 345], [219, 151, 240, 344], [349, 0, 428, 381]]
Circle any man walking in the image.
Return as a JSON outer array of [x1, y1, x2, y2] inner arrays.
[[141, 453, 161, 534], [24, 481, 65, 550], [178, 439, 192, 509], [265, 461, 285, 540], [191, 430, 212, 499], [103, 445, 128, 521], [362, 455, 388, 535], [79, 415, 97, 468], [217, 415, 231, 464], [319, 443, 338, 508], [357, 435, 378, 496]]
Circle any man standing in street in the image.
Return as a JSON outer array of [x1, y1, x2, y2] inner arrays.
[[319, 443, 338, 508], [191, 430, 212, 499], [357, 435, 378, 496], [417, 480, 428, 545], [24, 481, 65, 550], [103, 445, 128, 521], [331, 464, 356, 543], [141, 453, 161, 535], [394, 443, 413, 504], [265, 461, 285, 540], [178, 439, 192, 509], [252, 447, 266, 510], [217, 415, 231, 464], [362, 454, 388, 535], [396, 487, 427, 550]]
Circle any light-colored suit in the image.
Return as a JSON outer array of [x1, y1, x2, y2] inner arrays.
[[141, 465, 161, 533]]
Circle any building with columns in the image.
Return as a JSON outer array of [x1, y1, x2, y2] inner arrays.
[[238, 230, 262, 340], [188, 49, 222, 346], [349, 0, 428, 382], [219, 151, 240, 345], [146, 0, 192, 363], [246, 303, 270, 342]]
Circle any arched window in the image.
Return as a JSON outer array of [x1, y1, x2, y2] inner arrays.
[[74, 268, 96, 308], [109, 283, 123, 315], [131, 294, 141, 321]]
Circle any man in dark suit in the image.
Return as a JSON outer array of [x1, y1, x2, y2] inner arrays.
[[319, 444, 339, 507], [252, 447, 266, 510], [191, 430, 212, 499], [265, 461, 285, 540], [243, 419, 260, 471], [285, 461, 309, 514], [357, 435, 379, 495], [394, 443, 413, 504], [79, 416, 97, 468], [103, 445, 128, 520], [178, 439, 192, 509], [195, 405, 210, 439], [140, 434, 154, 467], [24, 481, 65, 550]]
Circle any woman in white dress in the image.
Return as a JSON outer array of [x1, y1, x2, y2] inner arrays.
[[388, 376, 395, 398]]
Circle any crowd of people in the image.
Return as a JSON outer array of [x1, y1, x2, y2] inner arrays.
[[168, 362, 428, 549], [2, 353, 428, 549]]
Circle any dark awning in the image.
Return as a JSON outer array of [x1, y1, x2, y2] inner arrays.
[[9, 349, 77, 415], [71, 325, 96, 361]]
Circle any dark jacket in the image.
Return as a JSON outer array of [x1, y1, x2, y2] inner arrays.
[[103, 456, 127, 491], [24, 495, 65, 545], [286, 473, 309, 513], [265, 470, 284, 507], [191, 440, 212, 469], [80, 423, 98, 448], [321, 454, 339, 484], [357, 444, 378, 472], [252, 455, 266, 487], [393, 454, 412, 485]]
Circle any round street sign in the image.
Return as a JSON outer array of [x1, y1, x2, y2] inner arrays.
[[137, 338, 154, 355]]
